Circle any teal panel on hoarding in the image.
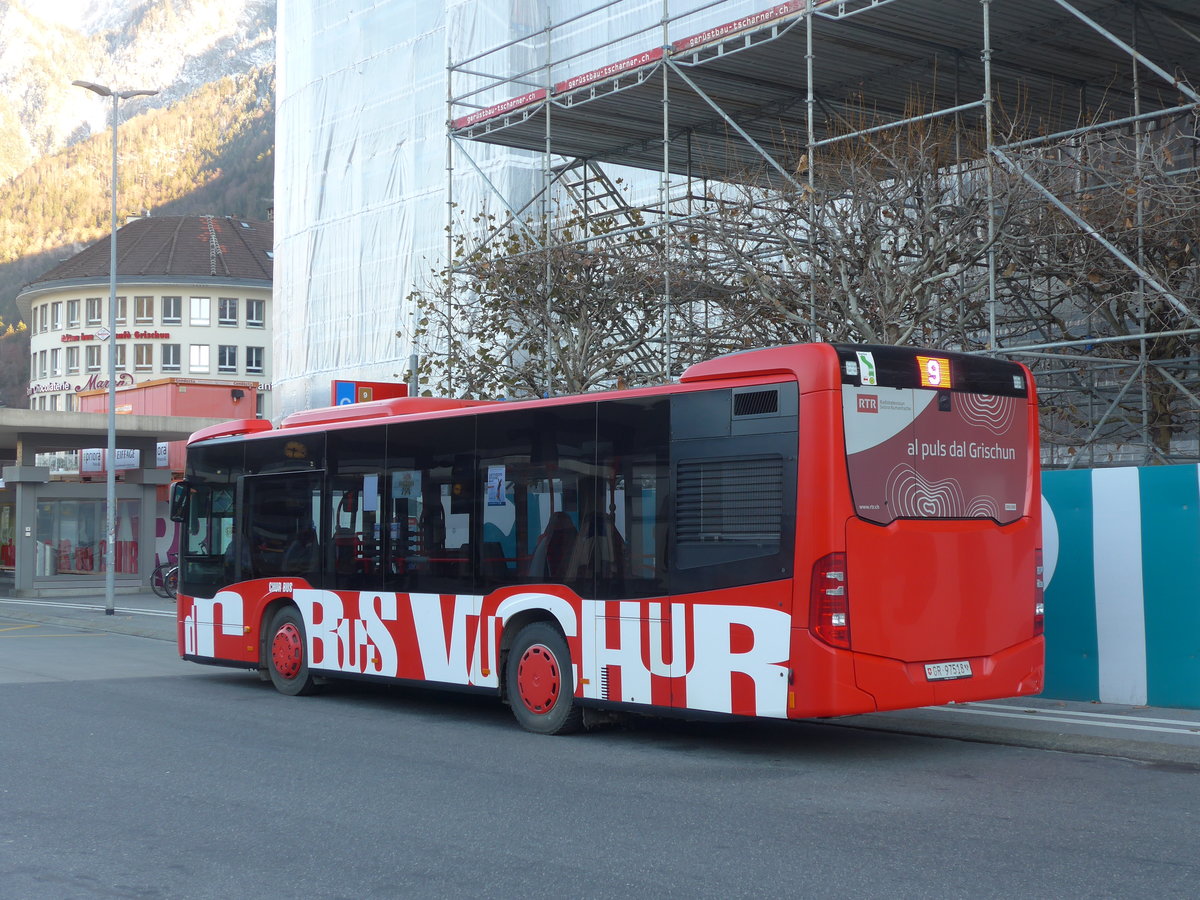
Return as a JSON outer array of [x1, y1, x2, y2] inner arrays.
[[1139, 465, 1200, 708], [1041, 470, 1099, 700]]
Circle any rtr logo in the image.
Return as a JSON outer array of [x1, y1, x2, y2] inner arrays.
[[857, 394, 879, 413]]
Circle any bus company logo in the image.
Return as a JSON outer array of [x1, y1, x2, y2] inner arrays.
[[857, 394, 879, 413]]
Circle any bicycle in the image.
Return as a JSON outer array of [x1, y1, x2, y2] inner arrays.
[[151, 555, 179, 600]]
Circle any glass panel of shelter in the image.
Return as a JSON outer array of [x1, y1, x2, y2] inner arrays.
[[32, 498, 141, 577]]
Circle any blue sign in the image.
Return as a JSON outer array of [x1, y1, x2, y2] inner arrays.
[[334, 381, 356, 405]]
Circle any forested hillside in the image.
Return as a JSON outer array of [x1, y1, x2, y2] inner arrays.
[[0, 65, 274, 406]]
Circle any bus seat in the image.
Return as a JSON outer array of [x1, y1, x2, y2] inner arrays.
[[562, 513, 625, 582], [527, 512, 577, 580]]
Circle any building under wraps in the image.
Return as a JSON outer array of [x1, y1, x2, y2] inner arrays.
[[275, 1, 1199, 466]]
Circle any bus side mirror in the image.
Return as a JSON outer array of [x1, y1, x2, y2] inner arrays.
[[169, 481, 190, 523]]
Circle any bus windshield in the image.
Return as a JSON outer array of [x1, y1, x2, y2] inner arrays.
[[838, 346, 1030, 525]]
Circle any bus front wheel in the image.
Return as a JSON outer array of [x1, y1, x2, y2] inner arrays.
[[505, 622, 582, 735], [266, 606, 318, 696]]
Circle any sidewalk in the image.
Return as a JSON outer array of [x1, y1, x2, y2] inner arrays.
[[0, 590, 177, 642], [2, 589, 1199, 767], [835, 696, 1200, 768]]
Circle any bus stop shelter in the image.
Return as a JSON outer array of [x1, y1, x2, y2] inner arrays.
[[0, 408, 224, 597]]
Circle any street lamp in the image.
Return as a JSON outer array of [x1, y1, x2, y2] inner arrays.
[[73, 80, 158, 616]]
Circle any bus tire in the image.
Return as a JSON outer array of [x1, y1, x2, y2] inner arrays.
[[266, 606, 318, 696], [506, 622, 582, 735]]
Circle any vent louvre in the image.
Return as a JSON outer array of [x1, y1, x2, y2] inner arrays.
[[676, 456, 783, 543], [733, 389, 779, 417]]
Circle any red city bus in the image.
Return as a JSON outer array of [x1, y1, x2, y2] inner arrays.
[[172, 343, 1044, 734]]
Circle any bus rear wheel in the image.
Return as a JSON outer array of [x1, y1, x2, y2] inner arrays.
[[266, 606, 318, 696], [506, 622, 582, 735]]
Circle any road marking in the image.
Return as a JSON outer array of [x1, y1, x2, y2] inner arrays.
[[0, 623, 42, 633], [0, 598, 174, 618], [928, 704, 1200, 737], [0, 632, 110, 638], [966, 701, 1200, 730]]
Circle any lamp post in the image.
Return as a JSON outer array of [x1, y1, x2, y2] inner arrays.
[[73, 80, 158, 616]]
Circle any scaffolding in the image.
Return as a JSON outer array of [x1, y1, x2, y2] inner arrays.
[[447, 0, 1200, 467]]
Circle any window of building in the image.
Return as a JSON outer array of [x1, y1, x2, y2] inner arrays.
[[66, 346, 79, 374], [135, 296, 154, 324], [35, 499, 140, 576], [135, 344, 154, 372], [51, 301, 63, 330], [162, 344, 181, 372], [114, 343, 127, 370], [189, 344, 210, 373], [218, 344, 237, 373], [48, 394, 59, 411], [86, 298, 102, 326], [67, 299, 80, 328], [246, 346, 264, 374], [115, 296, 127, 326], [38, 349, 47, 378], [190, 297, 211, 326], [50, 348, 60, 376], [218, 297, 238, 326], [86, 345, 102, 372], [162, 296, 182, 325], [246, 298, 265, 327]]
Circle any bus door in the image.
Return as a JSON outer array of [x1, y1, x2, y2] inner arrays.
[[840, 352, 1034, 670], [238, 471, 324, 582]]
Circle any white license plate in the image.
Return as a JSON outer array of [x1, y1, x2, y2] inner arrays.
[[924, 660, 973, 681]]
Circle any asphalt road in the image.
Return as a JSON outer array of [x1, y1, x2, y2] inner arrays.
[[2, 612, 1199, 899]]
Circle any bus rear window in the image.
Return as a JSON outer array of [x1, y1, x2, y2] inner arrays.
[[842, 384, 1029, 525]]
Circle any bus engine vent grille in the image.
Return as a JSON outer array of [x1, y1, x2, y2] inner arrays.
[[733, 389, 779, 417], [676, 456, 784, 545]]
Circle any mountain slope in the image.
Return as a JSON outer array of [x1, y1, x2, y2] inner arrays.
[[0, 0, 274, 175], [0, 0, 276, 408]]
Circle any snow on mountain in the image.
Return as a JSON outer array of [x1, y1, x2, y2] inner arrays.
[[0, 0, 275, 178]]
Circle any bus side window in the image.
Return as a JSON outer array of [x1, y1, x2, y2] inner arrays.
[[595, 397, 669, 600], [384, 417, 476, 596], [475, 404, 594, 592], [327, 426, 385, 590]]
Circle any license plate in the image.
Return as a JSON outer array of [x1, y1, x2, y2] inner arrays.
[[925, 660, 973, 681]]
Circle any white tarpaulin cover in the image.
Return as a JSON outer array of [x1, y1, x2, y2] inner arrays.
[[274, 0, 765, 416]]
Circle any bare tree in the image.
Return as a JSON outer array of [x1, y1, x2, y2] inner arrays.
[[996, 116, 1200, 462], [412, 207, 737, 398], [683, 119, 1033, 351], [415, 107, 1198, 463]]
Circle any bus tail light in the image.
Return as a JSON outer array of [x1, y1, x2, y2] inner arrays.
[[1034, 548, 1045, 636], [810, 552, 850, 649]]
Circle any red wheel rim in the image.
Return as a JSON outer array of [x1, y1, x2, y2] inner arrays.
[[516, 643, 561, 715], [271, 622, 304, 680]]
